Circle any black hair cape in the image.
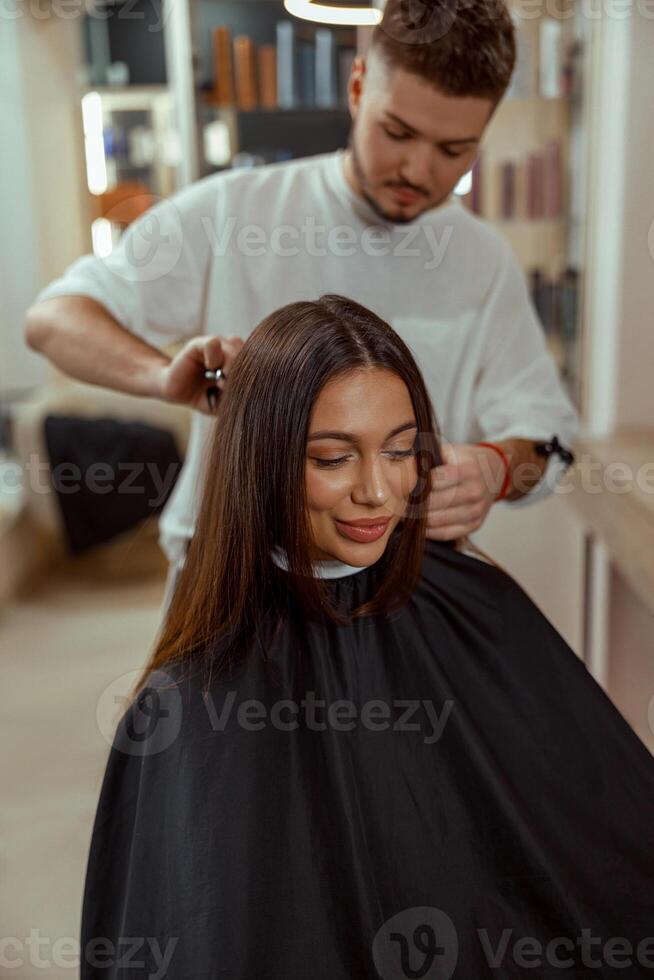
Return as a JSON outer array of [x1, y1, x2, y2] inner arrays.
[[80, 539, 654, 979]]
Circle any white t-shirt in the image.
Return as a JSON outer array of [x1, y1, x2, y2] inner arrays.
[[35, 149, 579, 564]]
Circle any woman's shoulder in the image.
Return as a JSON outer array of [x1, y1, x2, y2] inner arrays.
[[417, 537, 553, 642], [421, 538, 516, 597], [110, 660, 208, 762], [419, 538, 579, 666]]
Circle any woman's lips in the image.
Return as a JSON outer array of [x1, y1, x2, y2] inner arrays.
[[334, 518, 390, 543]]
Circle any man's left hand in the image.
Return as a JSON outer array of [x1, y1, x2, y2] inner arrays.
[[425, 442, 506, 541]]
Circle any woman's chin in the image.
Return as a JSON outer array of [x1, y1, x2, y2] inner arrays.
[[321, 534, 391, 568]]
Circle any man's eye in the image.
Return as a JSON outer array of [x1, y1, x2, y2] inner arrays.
[[384, 127, 411, 141]]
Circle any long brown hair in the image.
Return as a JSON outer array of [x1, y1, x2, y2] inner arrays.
[[132, 295, 477, 699]]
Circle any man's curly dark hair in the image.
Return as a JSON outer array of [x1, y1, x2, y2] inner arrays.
[[371, 0, 517, 102]]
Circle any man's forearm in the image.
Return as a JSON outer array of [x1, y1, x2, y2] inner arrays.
[[494, 438, 549, 501], [24, 295, 170, 399]]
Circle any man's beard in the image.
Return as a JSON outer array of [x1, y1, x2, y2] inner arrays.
[[348, 128, 440, 226]]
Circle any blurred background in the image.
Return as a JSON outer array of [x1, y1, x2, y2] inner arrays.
[[1, 0, 653, 973]]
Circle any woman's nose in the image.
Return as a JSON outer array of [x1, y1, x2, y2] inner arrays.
[[351, 457, 389, 506]]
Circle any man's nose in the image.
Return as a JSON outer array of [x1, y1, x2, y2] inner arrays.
[[399, 144, 433, 192]]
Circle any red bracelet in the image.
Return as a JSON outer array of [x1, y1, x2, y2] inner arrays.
[[476, 441, 511, 501]]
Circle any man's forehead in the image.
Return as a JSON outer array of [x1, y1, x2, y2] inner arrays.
[[368, 60, 493, 142]]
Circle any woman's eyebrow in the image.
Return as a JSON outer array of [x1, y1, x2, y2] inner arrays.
[[307, 421, 417, 442]]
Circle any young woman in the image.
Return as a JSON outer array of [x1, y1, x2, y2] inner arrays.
[[81, 296, 654, 979]]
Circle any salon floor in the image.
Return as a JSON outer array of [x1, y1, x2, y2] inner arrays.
[[0, 541, 167, 980]]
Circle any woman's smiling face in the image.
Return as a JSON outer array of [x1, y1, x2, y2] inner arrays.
[[305, 367, 419, 565]]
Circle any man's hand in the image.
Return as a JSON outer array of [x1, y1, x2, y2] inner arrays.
[[426, 442, 507, 541], [158, 335, 245, 415], [426, 439, 551, 540]]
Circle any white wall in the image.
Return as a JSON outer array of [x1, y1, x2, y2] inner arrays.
[[580, 8, 654, 698], [474, 7, 654, 661], [0, 13, 88, 393], [612, 16, 654, 429], [583, 12, 654, 433]]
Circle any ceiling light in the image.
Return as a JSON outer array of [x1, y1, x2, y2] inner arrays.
[[284, 0, 382, 27]]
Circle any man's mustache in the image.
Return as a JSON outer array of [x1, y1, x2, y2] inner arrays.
[[386, 180, 429, 196]]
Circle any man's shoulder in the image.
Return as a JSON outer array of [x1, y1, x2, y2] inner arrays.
[[425, 200, 511, 256], [160, 152, 334, 225], [207, 151, 335, 197]]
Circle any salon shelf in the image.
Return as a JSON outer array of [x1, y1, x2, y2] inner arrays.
[[199, 102, 351, 169], [201, 100, 349, 114]]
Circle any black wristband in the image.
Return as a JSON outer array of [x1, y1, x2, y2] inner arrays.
[[533, 435, 575, 467]]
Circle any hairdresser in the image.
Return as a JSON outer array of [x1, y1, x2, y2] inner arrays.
[[25, 0, 578, 606]]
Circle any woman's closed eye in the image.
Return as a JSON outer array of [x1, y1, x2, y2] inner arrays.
[[310, 447, 416, 468]]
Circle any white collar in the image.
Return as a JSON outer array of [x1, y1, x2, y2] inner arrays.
[[271, 545, 369, 580]]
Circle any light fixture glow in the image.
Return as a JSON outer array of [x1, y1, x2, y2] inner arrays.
[[91, 218, 113, 258], [203, 120, 232, 167], [81, 92, 108, 195], [454, 170, 473, 197], [284, 0, 382, 26]]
